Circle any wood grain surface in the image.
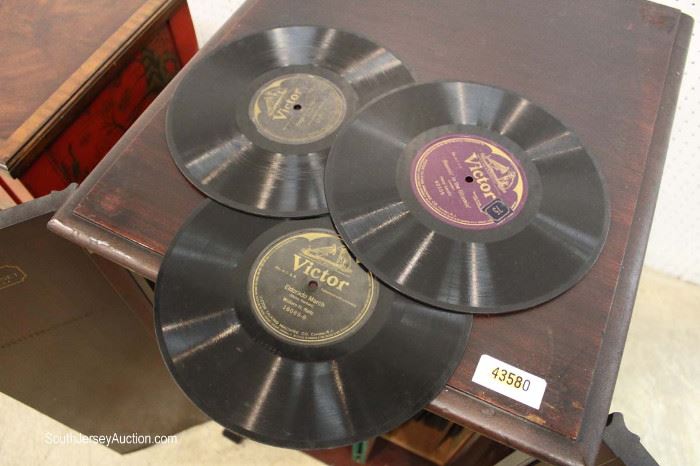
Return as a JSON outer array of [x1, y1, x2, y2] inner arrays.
[[48, 1, 692, 464], [0, 0, 186, 175]]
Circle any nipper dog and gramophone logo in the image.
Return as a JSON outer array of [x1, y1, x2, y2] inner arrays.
[[411, 134, 528, 230], [249, 73, 347, 145], [249, 230, 377, 345]]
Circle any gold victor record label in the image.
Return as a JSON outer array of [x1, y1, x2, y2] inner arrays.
[[249, 73, 347, 145], [248, 230, 377, 345]]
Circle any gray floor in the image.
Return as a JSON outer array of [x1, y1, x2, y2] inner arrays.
[[610, 268, 700, 465], [1, 267, 698, 465]]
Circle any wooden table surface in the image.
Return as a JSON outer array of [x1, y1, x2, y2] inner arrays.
[[48, 1, 692, 464]]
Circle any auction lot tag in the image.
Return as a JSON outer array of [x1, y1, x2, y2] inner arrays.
[[472, 354, 547, 409]]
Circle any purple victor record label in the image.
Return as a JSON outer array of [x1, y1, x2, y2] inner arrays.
[[410, 134, 528, 230]]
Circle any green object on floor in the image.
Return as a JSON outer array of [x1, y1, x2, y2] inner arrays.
[[352, 440, 370, 464]]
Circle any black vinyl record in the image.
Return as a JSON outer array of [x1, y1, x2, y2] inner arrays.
[[325, 81, 610, 314], [166, 26, 413, 218], [155, 200, 472, 449]]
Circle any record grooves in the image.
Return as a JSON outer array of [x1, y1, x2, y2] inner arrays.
[[155, 200, 472, 449], [325, 81, 610, 314], [158, 24, 612, 450], [166, 26, 414, 218]]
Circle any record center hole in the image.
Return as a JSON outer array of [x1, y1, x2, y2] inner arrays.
[[465, 176, 474, 183], [307, 280, 319, 291], [293, 104, 302, 111]]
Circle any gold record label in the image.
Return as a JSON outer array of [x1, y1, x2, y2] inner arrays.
[[248, 230, 377, 345], [249, 73, 347, 145]]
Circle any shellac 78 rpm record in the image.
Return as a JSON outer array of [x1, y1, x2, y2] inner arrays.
[[154, 200, 472, 449], [325, 81, 610, 314], [166, 26, 413, 218]]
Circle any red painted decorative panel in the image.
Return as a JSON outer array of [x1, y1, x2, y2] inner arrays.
[[21, 8, 195, 197]]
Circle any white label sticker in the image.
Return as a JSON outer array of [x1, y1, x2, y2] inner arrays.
[[471, 354, 547, 409]]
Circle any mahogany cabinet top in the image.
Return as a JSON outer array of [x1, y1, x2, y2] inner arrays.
[[0, 0, 185, 175], [48, 1, 692, 464]]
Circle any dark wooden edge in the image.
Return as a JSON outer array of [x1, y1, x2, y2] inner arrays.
[[430, 11, 694, 466], [0, 0, 186, 177], [48, 0, 264, 280], [44, 70, 172, 278], [47, 129, 164, 279], [429, 387, 585, 466], [46, 5, 694, 465], [572, 11, 693, 466]]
